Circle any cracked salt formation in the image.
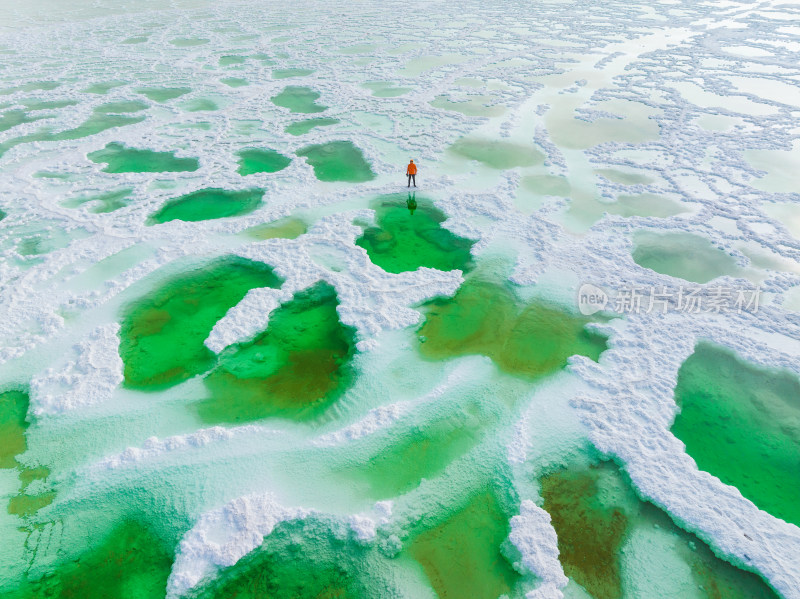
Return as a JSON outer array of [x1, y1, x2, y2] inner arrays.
[[672, 342, 800, 528], [2, 0, 800, 596], [88, 142, 199, 173], [119, 257, 283, 389], [235, 148, 291, 176], [197, 282, 357, 424], [355, 194, 476, 274], [296, 140, 375, 182], [148, 188, 264, 224]]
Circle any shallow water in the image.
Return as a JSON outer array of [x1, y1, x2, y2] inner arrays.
[[242, 216, 308, 240], [236, 148, 291, 175], [1, 1, 799, 597], [190, 518, 379, 599], [62, 188, 134, 213], [198, 282, 357, 424], [6, 520, 174, 599], [136, 87, 191, 102], [672, 342, 800, 527], [88, 142, 199, 173], [543, 459, 781, 599], [272, 68, 315, 79], [448, 137, 544, 170], [296, 140, 375, 182], [417, 277, 608, 380], [271, 85, 327, 113], [285, 117, 339, 135], [119, 257, 283, 389], [148, 188, 264, 223], [632, 231, 740, 284], [406, 491, 521, 599], [356, 194, 475, 273]]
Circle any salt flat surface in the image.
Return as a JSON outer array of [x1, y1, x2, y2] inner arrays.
[[0, 0, 799, 597]]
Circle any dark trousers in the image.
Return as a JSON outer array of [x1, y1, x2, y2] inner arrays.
[[407, 174, 416, 187]]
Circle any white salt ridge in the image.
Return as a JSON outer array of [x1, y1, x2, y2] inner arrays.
[[167, 492, 393, 598], [93, 425, 277, 470], [29, 323, 123, 415], [313, 363, 468, 446], [313, 402, 410, 447], [0, 0, 799, 594], [166, 492, 314, 598], [204, 286, 284, 353], [569, 311, 800, 599], [439, 132, 800, 594], [509, 500, 569, 599], [230, 210, 464, 346], [211, 211, 464, 350]]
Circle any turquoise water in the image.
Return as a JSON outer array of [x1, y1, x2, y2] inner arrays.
[[0, 3, 796, 599]]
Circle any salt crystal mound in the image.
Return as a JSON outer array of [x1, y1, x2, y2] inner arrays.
[[29, 324, 123, 415], [0, 0, 799, 597], [166, 492, 315, 597]]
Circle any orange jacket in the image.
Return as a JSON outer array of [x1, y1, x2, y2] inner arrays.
[[406, 162, 417, 175]]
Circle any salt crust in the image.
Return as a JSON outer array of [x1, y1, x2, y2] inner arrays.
[[30, 323, 123, 415], [0, 0, 798, 595]]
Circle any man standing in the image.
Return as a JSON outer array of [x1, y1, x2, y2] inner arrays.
[[406, 159, 417, 187]]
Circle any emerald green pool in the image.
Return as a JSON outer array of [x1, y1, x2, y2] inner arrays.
[[148, 188, 264, 224], [236, 148, 291, 176], [88, 142, 199, 173], [271, 86, 327, 113], [672, 342, 800, 527], [296, 140, 374, 182], [417, 277, 608, 381], [355, 194, 475, 273], [119, 257, 283, 389], [198, 282, 357, 424]]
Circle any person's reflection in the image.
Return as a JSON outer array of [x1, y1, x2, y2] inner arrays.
[[407, 191, 417, 215]]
